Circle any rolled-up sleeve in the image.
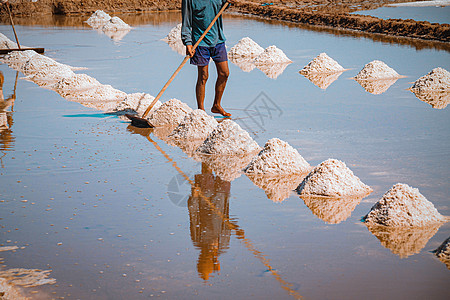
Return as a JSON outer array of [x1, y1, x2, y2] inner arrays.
[[181, 0, 192, 46]]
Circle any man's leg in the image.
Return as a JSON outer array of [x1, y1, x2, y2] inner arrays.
[[196, 65, 209, 111], [211, 61, 231, 117]]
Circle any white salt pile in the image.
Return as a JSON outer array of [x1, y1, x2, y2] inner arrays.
[[299, 53, 345, 74], [244, 138, 311, 175], [302, 71, 343, 90], [148, 98, 193, 127], [86, 10, 111, 28], [169, 109, 218, 141], [196, 119, 261, 156], [163, 23, 182, 44], [22, 54, 75, 83], [102, 16, 131, 32], [256, 63, 290, 79], [355, 78, 398, 95], [302, 195, 363, 224], [0, 33, 20, 49], [412, 90, 450, 109], [254, 46, 292, 64], [201, 152, 256, 182], [53, 73, 101, 97], [247, 174, 305, 203], [354, 60, 401, 80], [228, 37, 264, 59], [0, 50, 37, 72], [366, 223, 442, 258], [435, 237, 450, 270], [364, 183, 447, 227], [410, 67, 450, 92], [296, 158, 372, 197], [63, 84, 126, 105], [114, 93, 162, 116]]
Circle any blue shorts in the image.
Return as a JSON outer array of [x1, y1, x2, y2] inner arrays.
[[190, 42, 228, 66]]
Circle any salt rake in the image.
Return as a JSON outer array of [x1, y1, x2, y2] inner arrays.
[[126, 1, 230, 128]]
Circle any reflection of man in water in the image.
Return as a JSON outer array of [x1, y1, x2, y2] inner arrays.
[[188, 163, 231, 280], [0, 71, 16, 155]]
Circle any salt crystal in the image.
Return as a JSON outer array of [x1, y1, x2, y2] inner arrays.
[[195, 119, 261, 156], [354, 60, 401, 80], [300, 53, 345, 74], [254, 45, 292, 64], [228, 37, 264, 59], [244, 138, 311, 175], [114, 93, 162, 116], [148, 98, 193, 127], [410, 67, 450, 92], [364, 183, 446, 227], [296, 158, 372, 197]]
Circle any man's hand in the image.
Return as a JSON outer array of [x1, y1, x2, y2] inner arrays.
[[186, 44, 195, 57]]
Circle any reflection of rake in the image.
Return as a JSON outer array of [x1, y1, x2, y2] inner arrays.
[[131, 127, 302, 299]]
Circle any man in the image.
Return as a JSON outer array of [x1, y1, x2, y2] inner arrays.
[[181, 0, 233, 117]]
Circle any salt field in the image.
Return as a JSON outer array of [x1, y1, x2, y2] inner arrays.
[[0, 11, 449, 300]]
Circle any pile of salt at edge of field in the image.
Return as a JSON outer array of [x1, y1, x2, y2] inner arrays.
[[1, 29, 449, 263], [86, 10, 132, 42]]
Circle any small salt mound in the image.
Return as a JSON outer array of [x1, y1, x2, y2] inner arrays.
[[355, 78, 398, 95], [169, 109, 218, 141], [0, 50, 38, 72], [200, 152, 256, 182], [256, 63, 290, 79], [254, 46, 292, 64], [63, 84, 126, 103], [163, 23, 182, 44], [364, 183, 446, 227], [22, 54, 75, 82], [195, 119, 261, 156], [148, 98, 193, 127], [247, 174, 305, 203], [86, 10, 111, 28], [0, 268, 56, 288], [244, 138, 310, 175], [410, 67, 450, 92], [0, 33, 18, 49], [302, 71, 343, 90], [53, 74, 101, 97], [354, 60, 401, 80], [366, 223, 442, 258], [102, 16, 131, 32], [435, 237, 450, 270], [114, 93, 162, 116], [302, 195, 363, 224], [228, 37, 264, 59], [300, 53, 345, 74], [229, 57, 256, 72], [412, 89, 450, 109], [296, 158, 372, 197]]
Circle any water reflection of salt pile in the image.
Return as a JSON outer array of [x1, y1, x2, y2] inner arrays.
[[301, 71, 344, 90], [366, 223, 442, 258], [199, 152, 257, 182], [434, 237, 450, 270], [256, 62, 290, 79], [153, 124, 179, 146], [103, 28, 131, 42], [229, 57, 256, 72], [411, 89, 450, 109], [248, 174, 306, 203], [355, 78, 398, 94], [301, 195, 363, 224]]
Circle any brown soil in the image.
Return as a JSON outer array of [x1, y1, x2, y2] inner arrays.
[[0, 0, 449, 44]]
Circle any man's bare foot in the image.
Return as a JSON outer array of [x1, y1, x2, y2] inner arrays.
[[211, 105, 231, 117], [198, 106, 205, 111]]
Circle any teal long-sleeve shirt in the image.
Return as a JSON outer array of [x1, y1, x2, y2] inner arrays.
[[181, 0, 227, 47]]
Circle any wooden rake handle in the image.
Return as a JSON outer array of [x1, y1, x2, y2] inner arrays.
[[141, 1, 230, 119], [4, 3, 21, 50]]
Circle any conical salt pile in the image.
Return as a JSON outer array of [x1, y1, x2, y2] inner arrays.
[[296, 158, 372, 197], [169, 109, 218, 141], [364, 183, 447, 227], [354, 60, 400, 80], [244, 138, 310, 175], [435, 236, 450, 270], [254, 46, 292, 64], [114, 93, 162, 116], [196, 119, 260, 155], [86, 10, 111, 28], [102, 16, 131, 32], [148, 98, 192, 127], [300, 53, 345, 74], [410, 67, 450, 92], [228, 37, 264, 59]]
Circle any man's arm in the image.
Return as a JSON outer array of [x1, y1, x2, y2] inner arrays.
[[181, 0, 195, 57]]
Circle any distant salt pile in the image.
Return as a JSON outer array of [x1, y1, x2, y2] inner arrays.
[[254, 46, 292, 64], [163, 23, 182, 44], [228, 37, 264, 59], [302, 195, 363, 224], [412, 90, 450, 109], [0, 50, 37, 72], [148, 98, 193, 127], [302, 71, 343, 90], [296, 159, 372, 197], [86, 10, 111, 28], [196, 119, 261, 155], [53, 74, 101, 96], [256, 63, 290, 79], [114, 93, 162, 116], [300, 53, 345, 74], [169, 109, 218, 141], [435, 237, 450, 270], [102, 16, 131, 32], [201, 152, 256, 182], [410, 67, 450, 92], [366, 223, 442, 258], [355, 78, 398, 95], [364, 183, 446, 227], [244, 138, 310, 176], [247, 174, 305, 203], [22, 54, 75, 83], [354, 60, 401, 80]]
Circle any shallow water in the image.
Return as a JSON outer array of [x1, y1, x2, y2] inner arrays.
[[354, 5, 450, 24], [0, 12, 449, 299]]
